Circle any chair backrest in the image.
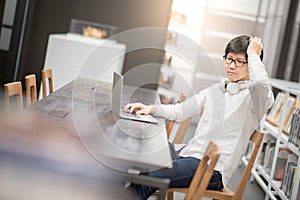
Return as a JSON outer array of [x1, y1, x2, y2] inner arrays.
[[25, 74, 37, 107], [198, 130, 264, 200], [166, 93, 192, 143], [172, 117, 192, 144], [234, 130, 263, 199], [41, 69, 53, 98], [166, 93, 187, 138], [185, 141, 221, 200], [4, 81, 23, 111]]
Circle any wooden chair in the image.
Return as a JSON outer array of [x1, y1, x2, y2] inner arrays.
[[25, 74, 37, 107], [200, 130, 264, 200], [41, 69, 53, 98], [166, 93, 192, 144], [4, 81, 23, 111], [167, 141, 221, 200]]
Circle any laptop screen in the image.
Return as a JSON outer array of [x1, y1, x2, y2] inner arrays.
[[112, 72, 123, 116]]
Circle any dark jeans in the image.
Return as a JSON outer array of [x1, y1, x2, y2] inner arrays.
[[130, 143, 224, 200]]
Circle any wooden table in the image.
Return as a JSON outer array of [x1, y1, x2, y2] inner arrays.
[[27, 78, 173, 173], [0, 78, 172, 199]]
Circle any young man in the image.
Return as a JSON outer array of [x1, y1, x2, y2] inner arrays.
[[124, 35, 274, 199]]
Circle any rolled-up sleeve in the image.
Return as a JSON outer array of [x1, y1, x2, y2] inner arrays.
[[153, 89, 207, 122]]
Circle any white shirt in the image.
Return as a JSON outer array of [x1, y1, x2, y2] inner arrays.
[[154, 54, 274, 185]]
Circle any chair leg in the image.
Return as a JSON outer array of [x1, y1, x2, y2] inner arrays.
[[167, 191, 174, 200]]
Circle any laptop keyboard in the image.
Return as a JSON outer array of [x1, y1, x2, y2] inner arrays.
[[119, 109, 159, 124], [121, 111, 152, 120]]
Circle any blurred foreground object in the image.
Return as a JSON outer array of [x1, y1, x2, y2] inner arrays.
[[0, 113, 132, 200]]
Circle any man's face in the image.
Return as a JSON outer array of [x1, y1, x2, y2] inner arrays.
[[224, 53, 249, 82]]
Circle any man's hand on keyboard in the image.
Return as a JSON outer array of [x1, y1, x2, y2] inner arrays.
[[123, 103, 155, 115]]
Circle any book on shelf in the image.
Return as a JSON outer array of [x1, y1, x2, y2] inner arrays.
[[274, 147, 293, 181], [288, 166, 297, 199], [288, 108, 300, 147], [266, 92, 285, 126], [268, 95, 296, 129], [258, 139, 275, 166], [261, 141, 276, 173], [284, 100, 300, 134], [285, 165, 297, 198], [280, 96, 296, 127], [284, 108, 296, 135], [265, 146, 275, 174], [295, 174, 300, 200], [268, 92, 284, 119], [258, 142, 267, 166], [281, 154, 297, 194]]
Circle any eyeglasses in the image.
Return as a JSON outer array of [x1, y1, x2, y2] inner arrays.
[[223, 55, 248, 68]]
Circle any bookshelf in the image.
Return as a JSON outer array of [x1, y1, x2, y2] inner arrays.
[[246, 78, 300, 200]]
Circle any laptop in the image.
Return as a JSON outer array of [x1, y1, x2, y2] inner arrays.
[[112, 72, 159, 124]]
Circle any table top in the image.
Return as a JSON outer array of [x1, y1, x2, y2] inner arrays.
[[27, 78, 172, 172]]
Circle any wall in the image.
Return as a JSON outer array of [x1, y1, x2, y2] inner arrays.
[[8, 0, 172, 92]]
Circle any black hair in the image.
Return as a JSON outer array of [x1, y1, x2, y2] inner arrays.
[[224, 35, 263, 61]]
